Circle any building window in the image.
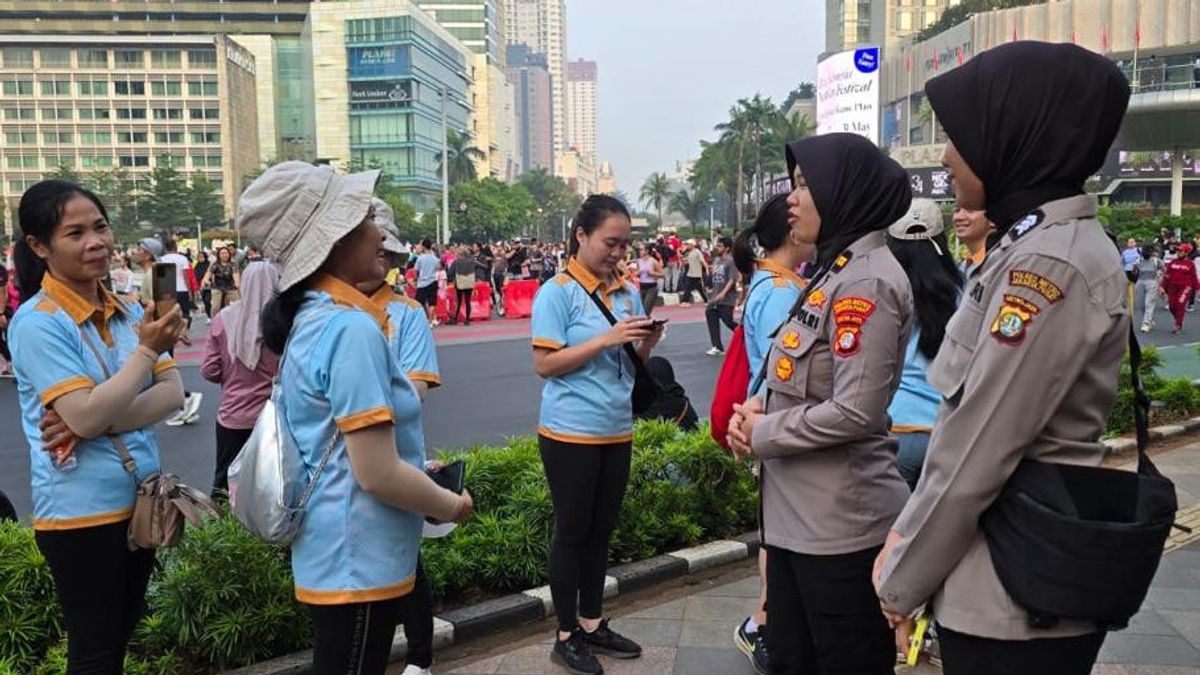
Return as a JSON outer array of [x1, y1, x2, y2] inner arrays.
[[152, 107, 184, 120], [190, 131, 220, 144], [157, 154, 186, 168], [186, 80, 219, 97], [119, 155, 150, 168], [82, 155, 114, 169], [117, 131, 148, 144], [188, 49, 217, 69], [924, 9, 938, 26], [115, 50, 144, 68], [114, 80, 147, 96], [40, 48, 71, 68], [115, 107, 147, 120], [150, 50, 182, 69], [154, 131, 184, 144], [2, 47, 33, 69], [41, 107, 72, 120], [189, 108, 219, 120], [79, 49, 109, 69], [80, 131, 113, 145], [151, 80, 183, 96], [42, 132, 73, 145], [79, 107, 111, 120], [79, 80, 109, 96], [3, 80, 33, 96], [192, 154, 222, 168], [6, 155, 38, 169], [44, 155, 75, 169], [40, 80, 70, 96], [3, 107, 33, 120]]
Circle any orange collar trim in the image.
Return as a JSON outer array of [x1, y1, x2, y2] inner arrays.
[[756, 259, 804, 288], [966, 246, 987, 266], [368, 284, 394, 312], [312, 274, 389, 331], [566, 257, 625, 297], [41, 273, 124, 326]]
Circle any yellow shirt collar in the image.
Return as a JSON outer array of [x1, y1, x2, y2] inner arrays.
[[312, 274, 389, 331], [755, 258, 805, 288], [566, 257, 626, 298], [41, 273, 124, 326]]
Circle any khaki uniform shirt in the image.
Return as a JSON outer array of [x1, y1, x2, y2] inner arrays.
[[752, 231, 913, 555], [878, 195, 1129, 640]]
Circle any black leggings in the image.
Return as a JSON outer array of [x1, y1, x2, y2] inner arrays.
[[453, 288, 473, 322], [36, 520, 156, 675], [938, 626, 1105, 675], [764, 544, 895, 675], [214, 423, 253, 496], [308, 596, 404, 675], [539, 435, 632, 632], [705, 304, 737, 350], [396, 562, 433, 669]]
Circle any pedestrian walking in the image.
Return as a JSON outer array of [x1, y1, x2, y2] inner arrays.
[[203, 246, 241, 315], [884, 198, 963, 489], [726, 133, 914, 675], [704, 237, 739, 355], [194, 251, 212, 319], [200, 261, 281, 497], [450, 245, 477, 325], [1136, 244, 1165, 332], [9, 180, 185, 674], [874, 42, 1133, 674], [491, 245, 508, 315], [1122, 237, 1143, 310], [0, 263, 11, 379], [1162, 243, 1197, 333], [680, 241, 709, 304], [242, 162, 472, 675], [413, 239, 441, 327], [161, 239, 195, 345], [726, 192, 814, 675], [635, 244, 665, 315], [531, 195, 664, 675]]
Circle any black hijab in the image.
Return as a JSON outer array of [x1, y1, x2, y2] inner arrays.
[[926, 41, 1130, 233], [785, 133, 913, 267]]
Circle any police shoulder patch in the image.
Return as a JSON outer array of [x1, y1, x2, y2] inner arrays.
[[1009, 269, 1063, 303], [990, 295, 1040, 346], [831, 296, 876, 358]]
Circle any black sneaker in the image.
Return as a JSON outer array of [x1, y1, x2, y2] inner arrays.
[[552, 628, 603, 675], [581, 619, 642, 659], [734, 618, 769, 675]]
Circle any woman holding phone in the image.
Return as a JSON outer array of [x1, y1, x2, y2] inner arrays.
[[9, 179, 185, 673], [531, 195, 663, 675]]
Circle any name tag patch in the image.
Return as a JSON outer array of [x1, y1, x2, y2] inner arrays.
[[1009, 270, 1063, 303], [832, 296, 876, 358]]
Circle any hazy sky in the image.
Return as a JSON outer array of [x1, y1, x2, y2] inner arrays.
[[567, 0, 824, 200]]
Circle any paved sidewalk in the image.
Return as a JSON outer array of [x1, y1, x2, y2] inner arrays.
[[434, 442, 1200, 675]]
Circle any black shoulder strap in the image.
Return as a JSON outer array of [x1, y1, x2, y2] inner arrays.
[[564, 270, 649, 374]]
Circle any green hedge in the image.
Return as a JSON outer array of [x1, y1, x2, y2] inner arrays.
[[1099, 205, 1200, 243], [1107, 345, 1200, 437], [0, 421, 757, 674]]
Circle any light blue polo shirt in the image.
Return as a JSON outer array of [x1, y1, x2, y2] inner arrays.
[[887, 330, 940, 431], [742, 261, 805, 396], [531, 259, 646, 444], [282, 275, 425, 605], [370, 287, 440, 388], [10, 274, 175, 531], [414, 253, 439, 288]]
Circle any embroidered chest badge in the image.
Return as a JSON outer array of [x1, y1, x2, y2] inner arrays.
[[806, 289, 827, 310], [781, 330, 802, 350], [775, 356, 795, 382], [990, 294, 1041, 345], [832, 296, 876, 358], [1009, 270, 1063, 303]]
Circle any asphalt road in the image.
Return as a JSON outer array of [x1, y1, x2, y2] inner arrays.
[[0, 321, 723, 520]]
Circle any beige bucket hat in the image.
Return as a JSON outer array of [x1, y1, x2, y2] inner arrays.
[[371, 198, 406, 255], [236, 161, 380, 292]]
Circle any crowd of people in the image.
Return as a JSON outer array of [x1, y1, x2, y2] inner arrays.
[[1121, 230, 1200, 335], [0, 41, 1186, 675]]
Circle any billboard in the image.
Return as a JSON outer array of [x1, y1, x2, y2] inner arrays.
[[907, 166, 953, 200], [348, 46, 410, 78], [349, 80, 413, 108], [817, 47, 881, 144]]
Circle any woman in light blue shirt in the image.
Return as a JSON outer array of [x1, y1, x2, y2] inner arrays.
[[240, 162, 471, 675], [885, 199, 964, 489], [531, 195, 663, 675]]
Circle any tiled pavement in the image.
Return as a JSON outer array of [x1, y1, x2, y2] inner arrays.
[[433, 442, 1200, 675]]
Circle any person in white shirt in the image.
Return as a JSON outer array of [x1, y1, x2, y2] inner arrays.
[[160, 240, 194, 346]]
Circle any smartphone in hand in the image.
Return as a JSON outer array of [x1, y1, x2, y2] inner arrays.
[[429, 460, 465, 494], [151, 262, 178, 320]]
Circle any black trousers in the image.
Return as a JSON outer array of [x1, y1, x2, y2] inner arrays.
[[200, 288, 212, 318], [681, 275, 708, 304], [639, 283, 659, 316], [36, 520, 156, 675], [938, 626, 1105, 675], [539, 435, 632, 632], [452, 288, 473, 323], [214, 423, 253, 496], [396, 562, 433, 669], [764, 544, 895, 675], [308, 596, 404, 675], [705, 304, 737, 350]]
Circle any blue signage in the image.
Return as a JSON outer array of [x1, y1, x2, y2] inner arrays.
[[349, 46, 410, 78], [854, 47, 880, 74]]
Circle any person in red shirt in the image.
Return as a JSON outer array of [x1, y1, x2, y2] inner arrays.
[[1161, 243, 1198, 333]]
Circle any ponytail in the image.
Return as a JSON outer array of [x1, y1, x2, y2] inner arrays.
[[14, 240, 46, 304], [732, 226, 758, 275], [733, 193, 791, 276], [261, 284, 308, 355]]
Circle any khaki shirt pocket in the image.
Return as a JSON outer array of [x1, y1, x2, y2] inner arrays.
[[765, 320, 820, 404], [928, 299, 986, 400]]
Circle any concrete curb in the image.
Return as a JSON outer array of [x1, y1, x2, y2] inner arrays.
[[1103, 417, 1200, 454], [225, 533, 761, 675]]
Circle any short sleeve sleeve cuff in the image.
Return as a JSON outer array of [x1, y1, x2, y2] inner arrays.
[[335, 405, 395, 433], [40, 376, 96, 405]]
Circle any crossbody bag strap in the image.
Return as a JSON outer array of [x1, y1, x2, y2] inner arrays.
[[77, 328, 141, 478], [564, 270, 649, 374]]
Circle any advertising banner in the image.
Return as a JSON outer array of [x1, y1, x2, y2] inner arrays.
[[349, 80, 413, 108], [817, 47, 881, 144], [348, 46, 410, 78]]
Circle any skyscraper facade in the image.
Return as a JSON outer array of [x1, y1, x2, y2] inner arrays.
[[566, 58, 597, 165], [504, 0, 566, 171], [824, 0, 959, 55], [506, 44, 552, 174], [412, 0, 506, 65]]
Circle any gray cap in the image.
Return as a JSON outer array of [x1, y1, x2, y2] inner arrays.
[[887, 198, 946, 255], [372, 198, 405, 255], [138, 237, 163, 261], [236, 161, 380, 292]]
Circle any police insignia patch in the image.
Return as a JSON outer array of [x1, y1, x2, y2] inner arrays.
[[1009, 270, 1063, 303], [832, 296, 875, 358], [782, 330, 801, 350], [807, 289, 827, 310], [1010, 210, 1045, 239], [990, 295, 1039, 345], [775, 356, 794, 382]]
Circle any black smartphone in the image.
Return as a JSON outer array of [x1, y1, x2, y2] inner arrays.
[[430, 460, 465, 495], [652, 318, 670, 327], [151, 262, 178, 319]]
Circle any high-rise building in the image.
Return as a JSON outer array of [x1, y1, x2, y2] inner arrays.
[[566, 59, 597, 165], [412, 0, 506, 65], [0, 34, 259, 232], [504, 0, 566, 172], [506, 44, 552, 174], [825, 0, 959, 55], [305, 0, 472, 211]]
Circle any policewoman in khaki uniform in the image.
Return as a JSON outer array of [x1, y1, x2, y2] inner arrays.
[[874, 43, 1132, 674], [728, 133, 914, 675]]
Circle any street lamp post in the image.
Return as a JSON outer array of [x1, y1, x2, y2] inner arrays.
[[708, 197, 716, 239], [440, 87, 450, 246]]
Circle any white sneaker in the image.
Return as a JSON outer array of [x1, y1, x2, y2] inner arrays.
[[400, 666, 432, 675], [164, 410, 189, 427], [182, 392, 203, 419], [1141, 324, 1152, 333], [706, 347, 724, 356]]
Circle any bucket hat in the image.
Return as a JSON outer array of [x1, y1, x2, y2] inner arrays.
[[371, 198, 405, 255], [236, 161, 380, 292]]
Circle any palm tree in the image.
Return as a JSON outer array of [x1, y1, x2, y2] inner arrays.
[[640, 172, 672, 231], [437, 129, 487, 185], [715, 106, 749, 225], [668, 188, 709, 229]]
